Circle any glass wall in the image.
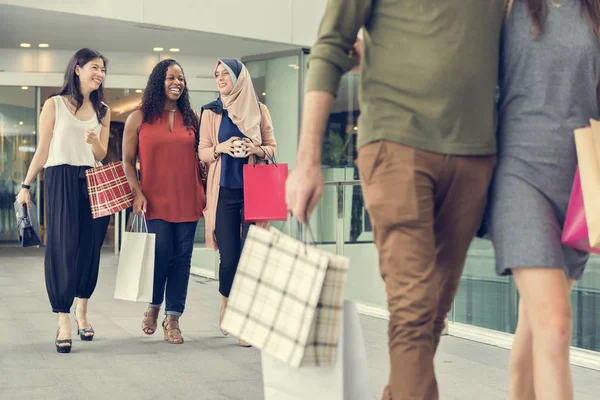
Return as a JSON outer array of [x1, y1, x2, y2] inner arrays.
[[0, 86, 218, 248], [244, 52, 301, 168], [189, 90, 218, 245], [244, 51, 302, 233], [0, 86, 38, 243], [455, 243, 600, 351]]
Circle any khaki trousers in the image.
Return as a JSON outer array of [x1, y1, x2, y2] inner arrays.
[[357, 140, 496, 400]]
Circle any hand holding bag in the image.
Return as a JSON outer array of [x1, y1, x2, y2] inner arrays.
[[241, 101, 288, 222], [221, 223, 350, 368], [243, 148, 288, 222], [85, 161, 134, 219], [13, 201, 41, 247], [114, 213, 156, 302], [563, 120, 600, 252], [562, 168, 600, 254]]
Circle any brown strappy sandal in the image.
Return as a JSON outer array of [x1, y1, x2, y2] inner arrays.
[[162, 315, 184, 344], [142, 307, 160, 335]]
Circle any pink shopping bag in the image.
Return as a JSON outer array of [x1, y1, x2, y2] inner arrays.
[[562, 168, 600, 255]]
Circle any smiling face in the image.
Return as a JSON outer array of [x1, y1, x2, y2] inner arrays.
[[75, 57, 106, 92], [164, 64, 185, 101], [215, 63, 234, 95]]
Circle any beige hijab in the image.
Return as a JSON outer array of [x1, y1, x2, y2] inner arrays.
[[217, 59, 262, 144]]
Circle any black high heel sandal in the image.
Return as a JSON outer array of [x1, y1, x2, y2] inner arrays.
[[55, 329, 72, 354], [74, 311, 95, 341]]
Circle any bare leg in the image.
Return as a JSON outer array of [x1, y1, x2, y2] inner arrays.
[[509, 279, 576, 400], [512, 268, 573, 400], [75, 298, 94, 338], [57, 312, 71, 346], [509, 298, 535, 400], [220, 296, 229, 336]]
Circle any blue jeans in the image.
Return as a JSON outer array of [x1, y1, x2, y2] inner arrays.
[[146, 219, 198, 316]]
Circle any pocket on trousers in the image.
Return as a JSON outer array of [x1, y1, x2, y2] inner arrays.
[[356, 141, 385, 185], [357, 141, 419, 225]]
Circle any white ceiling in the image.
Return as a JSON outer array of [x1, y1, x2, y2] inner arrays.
[[0, 4, 301, 57]]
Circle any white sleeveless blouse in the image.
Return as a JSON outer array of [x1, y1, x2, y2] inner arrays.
[[44, 96, 102, 168]]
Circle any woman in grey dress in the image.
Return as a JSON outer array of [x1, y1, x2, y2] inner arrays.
[[487, 0, 600, 398]]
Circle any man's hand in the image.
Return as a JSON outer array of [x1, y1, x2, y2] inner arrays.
[[285, 90, 334, 223], [350, 38, 363, 73], [285, 161, 324, 224]]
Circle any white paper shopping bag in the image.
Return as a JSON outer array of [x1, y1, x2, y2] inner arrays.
[[114, 213, 155, 302], [261, 301, 371, 400]]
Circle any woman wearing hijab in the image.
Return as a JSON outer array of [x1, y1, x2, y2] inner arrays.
[[198, 59, 277, 347]]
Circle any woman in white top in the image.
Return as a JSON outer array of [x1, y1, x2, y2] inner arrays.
[[16, 48, 111, 354]]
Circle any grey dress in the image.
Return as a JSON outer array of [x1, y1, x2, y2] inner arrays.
[[487, 0, 600, 279]]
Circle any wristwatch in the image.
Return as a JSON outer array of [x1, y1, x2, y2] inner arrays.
[[21, 182, 31, 190]]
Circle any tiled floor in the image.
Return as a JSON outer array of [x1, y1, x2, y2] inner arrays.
[[1, 247, 599, 399]]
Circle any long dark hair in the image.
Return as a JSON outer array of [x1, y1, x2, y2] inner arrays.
[[55, 48, 109, 124], [140, 59, 197, 131], [524, 0, 600, 37]]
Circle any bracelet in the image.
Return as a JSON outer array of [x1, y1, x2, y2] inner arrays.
[[213, 146, 219, 159], [21, 183, 31, 190]]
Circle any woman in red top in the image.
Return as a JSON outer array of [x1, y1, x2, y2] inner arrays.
[[123, 59, 205, 344]]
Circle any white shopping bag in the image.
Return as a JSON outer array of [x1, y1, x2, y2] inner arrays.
[[114, 213, 155, 302], [261, 301, 372, 400]]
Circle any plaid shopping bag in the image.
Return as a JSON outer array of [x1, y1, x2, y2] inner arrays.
[[221, 225, 349, 368], [85, 161, 134, 219]]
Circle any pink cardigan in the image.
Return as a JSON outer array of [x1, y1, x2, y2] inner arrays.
[[198, 103, 277, 250]]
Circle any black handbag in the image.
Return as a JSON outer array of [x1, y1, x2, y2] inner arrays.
[[13, 201, 41, 247]]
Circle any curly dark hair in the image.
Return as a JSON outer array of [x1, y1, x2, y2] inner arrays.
[[140, 59, 197, 131]]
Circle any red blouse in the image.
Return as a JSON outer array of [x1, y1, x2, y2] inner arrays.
[[138, 111, 205, 222]]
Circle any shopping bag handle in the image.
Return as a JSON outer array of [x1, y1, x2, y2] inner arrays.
[[281, 211, 317, 245], [245, 138, 277, 166], [249, 102, 278, 166], [128, 212, 149, 233]]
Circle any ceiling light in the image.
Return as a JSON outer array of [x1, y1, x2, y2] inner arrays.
[[21, 86, 28, 90], [135, 89, 143, 93], [169, 48, 180, 52], [20, 43, 31, 48], [262, 92, 266, 96], [38, 43, 49, 48], [353, 126, 358, 131], [19, 121, 24, 125], [288, 64, 298, 68], [32, 130, 36, 134], [153, 47, 163, 52]]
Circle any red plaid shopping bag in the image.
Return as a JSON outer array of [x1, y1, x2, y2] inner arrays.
[[85, 162, 134, 219]]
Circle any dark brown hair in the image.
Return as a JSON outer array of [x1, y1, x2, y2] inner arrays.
[[524, 0, 600, 37], [55, 48, 109, 124]]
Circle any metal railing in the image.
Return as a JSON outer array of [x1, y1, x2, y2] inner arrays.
[[323, 180, 362, 255]]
